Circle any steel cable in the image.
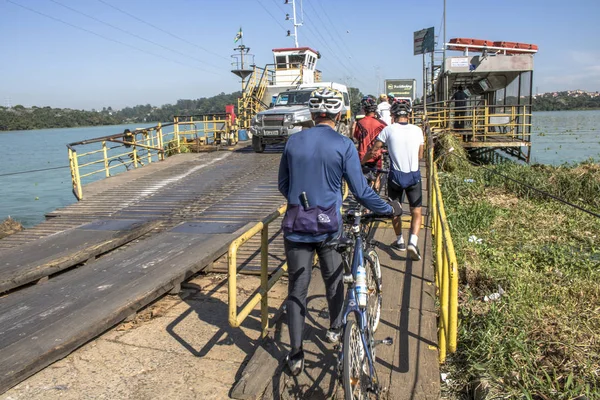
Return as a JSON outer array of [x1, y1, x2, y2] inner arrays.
[[0, 165, 70, 178], [444, 151, 600, 219]]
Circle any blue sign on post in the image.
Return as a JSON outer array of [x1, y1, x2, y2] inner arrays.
[[414, 27, 435, 55]]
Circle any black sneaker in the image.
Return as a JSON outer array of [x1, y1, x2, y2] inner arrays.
[[391, 241, 406, 252], [286, 351, 304, 376], [407, 243, 421, 261]]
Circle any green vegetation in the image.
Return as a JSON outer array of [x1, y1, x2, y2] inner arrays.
[[533, 91, 600, 111], [436, 136, 600, 399], [0, 91, 242, 131], [0, 87, 367, 131]]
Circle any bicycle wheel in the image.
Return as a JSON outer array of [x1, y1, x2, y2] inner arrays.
[[342, 317, 368, 400], [365, 249, 382, 333]]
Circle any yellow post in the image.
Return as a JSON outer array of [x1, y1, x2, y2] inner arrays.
[[145, 131, 152, 164], [511, 105, 516, 139], [261, 225, 269, 338], [102, 141, 109, 178], [228, 247, 237, 326], [68, 147, 83, 200], [484, 102, 489, 140], [449, 257, 458, 353], [174, 117, 181, 153], [157, 123, 164, 160], [132, 134, 139, 168], [440, 243, 450, 363], [435, 202, 443, 291]]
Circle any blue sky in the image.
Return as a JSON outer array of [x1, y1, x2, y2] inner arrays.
[[1, 0, 598, 110]]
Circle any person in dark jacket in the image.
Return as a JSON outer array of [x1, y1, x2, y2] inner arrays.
[[452, 86, 469, 139], [278, 87, 401, 376]]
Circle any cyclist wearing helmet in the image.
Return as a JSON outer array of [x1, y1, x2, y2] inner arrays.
[[387, 92, 395, 104], [350, 96, 368, 136], [353, 95, 387, 189], [394, 98, 413, 113], [362, 101, 424, 261], [278, 87, 402, 376]]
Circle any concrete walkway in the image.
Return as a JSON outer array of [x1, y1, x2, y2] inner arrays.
[[0, 273, 288, 400]]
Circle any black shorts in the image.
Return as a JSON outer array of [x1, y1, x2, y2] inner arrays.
[[388, 178, 422, 208]]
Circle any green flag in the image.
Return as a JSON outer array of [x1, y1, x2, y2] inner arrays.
[[234, 27, 243, 43]]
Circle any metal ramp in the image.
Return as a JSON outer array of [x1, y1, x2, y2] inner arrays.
[[0, 147, 287, 395]]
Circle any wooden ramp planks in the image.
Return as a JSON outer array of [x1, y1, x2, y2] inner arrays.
[[0, 148, 290, 394], [0, 221, 253, 394], [0, 219, 160, 293]]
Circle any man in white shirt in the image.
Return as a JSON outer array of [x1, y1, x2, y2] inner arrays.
[[361, 101, 424, 260], [376, 94, 392, 126]]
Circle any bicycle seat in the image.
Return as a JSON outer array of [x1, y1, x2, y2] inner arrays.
[[326, 236, 353, 252]]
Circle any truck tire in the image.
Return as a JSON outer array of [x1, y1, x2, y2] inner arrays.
[[337, 121, 349, 137], [252, 136, 266, 153]]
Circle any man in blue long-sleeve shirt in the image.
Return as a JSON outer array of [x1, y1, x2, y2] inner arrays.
[[278, 87, 401, 375]]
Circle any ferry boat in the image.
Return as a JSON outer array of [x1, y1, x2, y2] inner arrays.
[[427, 37, 539, 162]]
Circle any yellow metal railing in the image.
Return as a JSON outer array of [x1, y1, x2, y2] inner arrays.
[[427, 136, 459, 363], [228, 204, 287, 338], [174, 114, 236, 148], [227, 182, 349, 338], [67, 123, 169, 200], [425, 100, 532, 144], [67, 113, 235, 200], [237, 65, 271, 130]]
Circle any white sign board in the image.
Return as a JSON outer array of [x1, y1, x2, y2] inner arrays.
[[450, 57, 469, 68]]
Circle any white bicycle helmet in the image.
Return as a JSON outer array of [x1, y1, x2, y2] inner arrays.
[[308, 87, 344, 116]]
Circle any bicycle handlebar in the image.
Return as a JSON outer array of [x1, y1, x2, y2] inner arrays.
[[343, 210, 391, 225], [362, 166, 389, 174]]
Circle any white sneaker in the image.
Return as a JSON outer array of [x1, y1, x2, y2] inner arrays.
[[325, 329, 341, 344], [407, 244, 421, 261]]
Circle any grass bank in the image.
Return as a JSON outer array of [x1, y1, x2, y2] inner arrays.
[[437, 140, 600, 399]]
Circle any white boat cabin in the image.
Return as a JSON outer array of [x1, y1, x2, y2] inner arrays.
[[272, 47, 321, 87]]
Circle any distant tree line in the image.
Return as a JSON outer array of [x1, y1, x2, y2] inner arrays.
[[3, 88, 595, 131], [533, 92, 600, 111], [0, 91, 243, 131]]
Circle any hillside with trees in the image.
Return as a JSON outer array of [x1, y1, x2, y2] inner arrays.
[[533, 90, 600, 111], [0, 91, 243, 131], [0, 88, 366, 132], [3, 88, 596, 131]]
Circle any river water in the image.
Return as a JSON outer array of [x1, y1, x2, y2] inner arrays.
[[1, 110, 599, 227]]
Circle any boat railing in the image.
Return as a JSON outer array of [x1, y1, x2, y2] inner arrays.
[[237, 65, 271, 129], [67, 114, 234, 200], [226, 182, 349, 338], [425, 100, 532, 145], [173, 114, 236, 148], [424, 121, 459, 363], [227, 204, 288, 338]]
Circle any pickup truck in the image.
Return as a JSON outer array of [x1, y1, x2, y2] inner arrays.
[[249, 83, 351, 153]]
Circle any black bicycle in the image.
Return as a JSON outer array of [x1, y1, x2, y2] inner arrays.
[[328, 206, 393, 399]]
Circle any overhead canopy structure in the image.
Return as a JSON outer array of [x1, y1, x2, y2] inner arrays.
[[441, 53, 534, 99], [427, 39, 539, 163]]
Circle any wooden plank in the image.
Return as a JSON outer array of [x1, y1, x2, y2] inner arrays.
[[0, 219, 160, 293], [0, 221, 254, 395]]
